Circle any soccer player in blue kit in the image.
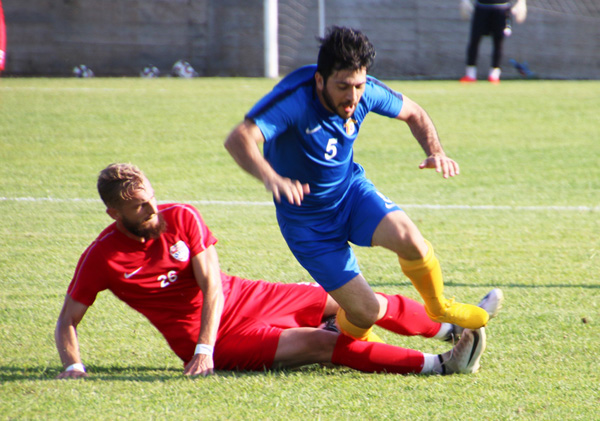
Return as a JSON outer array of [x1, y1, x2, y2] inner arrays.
[[225, 27, 490, 343]]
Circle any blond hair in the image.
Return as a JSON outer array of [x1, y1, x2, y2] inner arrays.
[[97, 163, 147, 208]]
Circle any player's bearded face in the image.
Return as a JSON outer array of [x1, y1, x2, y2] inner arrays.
[[318, 68, 367, 120], [121, 212, 166, 240], [115, 182, 166, 241]]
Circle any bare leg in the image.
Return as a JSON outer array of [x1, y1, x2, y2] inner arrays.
[[322, 294, 340, 319], [328, 274, 387, 328], [371, 210, 426, 258], [372, 211, 488, 329], [273, 328, 426, 375], [272, 328, 338, 368]]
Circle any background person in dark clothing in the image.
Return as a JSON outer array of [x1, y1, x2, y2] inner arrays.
[[460, 0, 527, 83]]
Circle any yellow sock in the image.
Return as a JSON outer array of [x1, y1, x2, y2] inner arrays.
[[398, 239, 447, 315], [336, 308, 385, 343], [398, 239, 489, 328]]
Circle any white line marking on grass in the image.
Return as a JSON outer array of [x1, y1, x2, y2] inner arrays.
[[400, 204, 600, 212], [0, 197, 100, 203], [0, 87, 168, 93], [185, 200, 274, 207], [0, 87, 124, 92], [1, 197, 598, 212]]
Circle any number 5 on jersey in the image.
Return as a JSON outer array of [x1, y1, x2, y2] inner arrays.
[[325, 138, 338, 160]]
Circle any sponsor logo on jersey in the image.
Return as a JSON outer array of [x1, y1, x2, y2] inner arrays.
[[305, 125, 322, 134], [344, 119, 356, 136], [170, 240, 190, 262], [124, 266, 143, 279]]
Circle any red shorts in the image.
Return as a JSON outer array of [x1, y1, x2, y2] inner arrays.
[[214, 276, 328, 371]]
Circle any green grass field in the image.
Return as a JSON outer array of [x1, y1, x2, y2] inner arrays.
[[1, 77, 598, 420]]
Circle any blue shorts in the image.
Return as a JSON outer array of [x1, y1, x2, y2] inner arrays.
[[276, 176, 402, 292]]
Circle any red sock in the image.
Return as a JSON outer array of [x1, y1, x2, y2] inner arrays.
[[331, 334, 424, 374], [375, 293, 441, 338]]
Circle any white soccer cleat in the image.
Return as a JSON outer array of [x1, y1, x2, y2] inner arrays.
[[439, 327, 486, 374], [445, 288, 504, 341], [479, 288, 504, 318]]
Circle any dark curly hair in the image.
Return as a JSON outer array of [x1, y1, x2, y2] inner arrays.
[[316, 26, 376, 82]]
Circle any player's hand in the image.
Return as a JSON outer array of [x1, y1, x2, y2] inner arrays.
[[265, 174, 310, 206], [56, 370, 89, 379], [184, 353, 215, 377], [419, 154, 460, 179]]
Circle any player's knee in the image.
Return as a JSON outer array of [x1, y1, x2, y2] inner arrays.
[[375, 213, 426, 259], [347, 302, 380, 327], [395, 236, 428, 261]]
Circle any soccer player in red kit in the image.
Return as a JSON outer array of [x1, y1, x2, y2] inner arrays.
[[0, 0, 6, 73], [55, 163, 502, 378]]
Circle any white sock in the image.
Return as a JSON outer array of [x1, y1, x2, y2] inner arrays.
[[421, 353, 436, 374], [432, 323, 453, 340], [466, 66, 477, 79], [421, 353, 444, 374], [489, 67, 501, 79]]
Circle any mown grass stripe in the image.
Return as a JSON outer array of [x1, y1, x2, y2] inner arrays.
[[1, 196, 598, 212]]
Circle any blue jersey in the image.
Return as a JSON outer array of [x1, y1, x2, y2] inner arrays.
[[247, 64, 403, 221]]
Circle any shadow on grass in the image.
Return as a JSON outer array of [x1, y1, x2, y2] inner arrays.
[[371, 280, 600, 289], [0, 365, 181, 382], [0, 364, 339, 382]]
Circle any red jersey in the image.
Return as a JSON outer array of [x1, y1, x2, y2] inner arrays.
[[0, 0, 5, 71], [68, 203, 228, 361], [68, 203, 329, 369]]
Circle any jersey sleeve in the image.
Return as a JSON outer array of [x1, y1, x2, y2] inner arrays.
[[177, 204, 218, 257], [66, 241, 110, 307], [364, 77, 404, 118], [247, 93, 297, 143], [246, 65, 315, 142]]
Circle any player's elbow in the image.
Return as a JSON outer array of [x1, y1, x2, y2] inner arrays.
[[224, 127, 246, 157], [224, 130, 236, 151], [226, 119, 262, 149]]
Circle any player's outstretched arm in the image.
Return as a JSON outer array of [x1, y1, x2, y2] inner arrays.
[[224, 119, 310, 206], [396, 96, 460, 179], [55, 295, 90, 379], [184, 245, 224, 377]]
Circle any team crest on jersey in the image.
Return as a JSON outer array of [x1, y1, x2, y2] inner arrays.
[[344, 119, 357, 136], [170, 241, 190, 262]]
